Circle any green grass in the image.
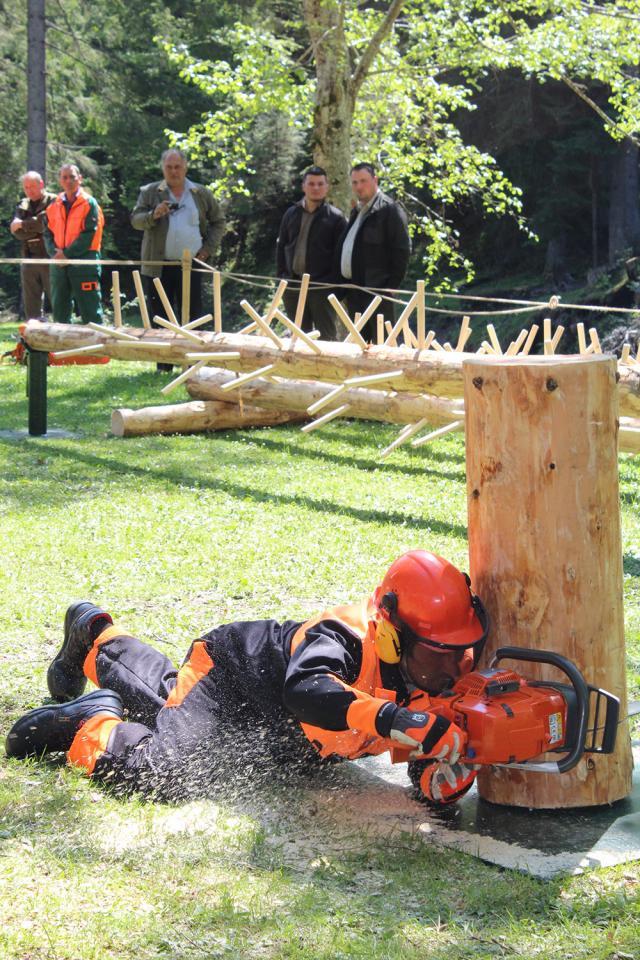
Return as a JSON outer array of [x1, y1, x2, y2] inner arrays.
[[1, 319, 640, 959]]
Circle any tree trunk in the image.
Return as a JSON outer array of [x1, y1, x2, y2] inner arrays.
[[608, 139, 640, 264], [27, 0, 47, 178], [464, 355, 633, 808], [111, 401, 304, 437], [303, 0, 354, 212]]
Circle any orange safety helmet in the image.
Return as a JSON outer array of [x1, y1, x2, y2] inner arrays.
[[373, 550, 489, 692]]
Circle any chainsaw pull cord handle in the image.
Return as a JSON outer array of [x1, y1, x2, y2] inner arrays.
[[490, 646, 589, 774]]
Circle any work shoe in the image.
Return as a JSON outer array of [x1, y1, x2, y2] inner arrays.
[[5, 689, 123, 759], [47, 601, 113, 702]]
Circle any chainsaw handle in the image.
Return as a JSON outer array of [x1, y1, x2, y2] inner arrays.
[[490, 646, 589, 774]]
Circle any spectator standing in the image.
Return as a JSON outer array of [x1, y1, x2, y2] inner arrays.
[[9, 171, 55, 319], [276, 166, 347, 340], [131, 149, 225, 325], [44, 164, 104, 325], [339, 163, 411, 341]]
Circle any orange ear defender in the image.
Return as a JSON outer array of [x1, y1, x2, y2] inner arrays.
[[375, 592, 402, 663]]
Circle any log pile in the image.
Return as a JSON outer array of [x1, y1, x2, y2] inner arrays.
[[22, 269, 640, 454]]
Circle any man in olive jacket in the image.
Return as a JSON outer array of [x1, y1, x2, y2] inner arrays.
[[10, 171, 56, 319], [276, 166, 346, 340], [339, 163, 411, 341], [131, 149, 225, 326]]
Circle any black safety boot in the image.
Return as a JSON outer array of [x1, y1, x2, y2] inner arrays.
[[47, 601, 113, 702], [5, 689, 123, 759]]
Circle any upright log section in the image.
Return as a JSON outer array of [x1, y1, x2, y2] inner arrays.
[[464, 354, 633, 807]]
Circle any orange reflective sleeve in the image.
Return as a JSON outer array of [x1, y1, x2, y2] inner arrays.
[[67, 714, 122, 775], [346, 691, 396, 737], [83, 624, 127, 686], [164, 641, 214, 708]]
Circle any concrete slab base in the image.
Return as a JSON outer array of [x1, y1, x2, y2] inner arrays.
[[0, 429, 77, 440], [347, 747, 640, 878]]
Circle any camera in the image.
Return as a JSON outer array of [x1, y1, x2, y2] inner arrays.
[[168, 202, 180, 212]]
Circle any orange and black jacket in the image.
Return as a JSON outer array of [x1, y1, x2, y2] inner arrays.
[[44, 189, 104, 258], [201, 598, 410, 760]]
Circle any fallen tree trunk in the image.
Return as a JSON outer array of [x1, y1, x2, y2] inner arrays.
[[23, 319, 640, 419], [186, 367, 464, 427], [111, 400, 304, 437]]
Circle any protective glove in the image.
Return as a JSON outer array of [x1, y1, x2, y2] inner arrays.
[[378, 704, 465, 762], [408, 759, 479, 806]]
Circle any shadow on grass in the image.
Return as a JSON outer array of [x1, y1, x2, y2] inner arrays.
[[1, 442, 469, 539]]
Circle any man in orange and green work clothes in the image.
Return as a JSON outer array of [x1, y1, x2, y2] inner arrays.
[[5, 551, 488, 806], [44, 163, 104, 324]]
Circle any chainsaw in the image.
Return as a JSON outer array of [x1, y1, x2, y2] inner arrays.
[[392, 647, 620, 773]]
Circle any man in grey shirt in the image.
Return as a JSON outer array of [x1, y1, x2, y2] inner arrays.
[[131, 149, 225, 328]]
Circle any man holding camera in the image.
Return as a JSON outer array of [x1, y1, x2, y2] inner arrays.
[[131, 149, 225, 329]]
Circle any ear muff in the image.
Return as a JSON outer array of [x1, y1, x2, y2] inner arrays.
[[375, 618, 402, 663], [375, 591, 402, 663]]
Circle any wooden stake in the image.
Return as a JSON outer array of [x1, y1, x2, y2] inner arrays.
[[577, 322, 588, 354], [416, 280, 426, 349], [377, 314, 385, 345], [411, 419, 463, 447], [327, 294, 368, 349], [307, 383, 347, 416], [550, 325, 565, 353], [293, 273, 310, 333], [486, 324, 502, 355], [456, 316, 472, 352], [220, 364, 277, 392], [380, 417, 429, 460], [181, 248, 192, 325], [161, 359, 209, 395], [153, 277, 180, 326], [521, 324, 539, 356], [152, 315, 208, 345], [111, 271, 122, 328], [505, 329, 529, 356], [543, 317, 552, 345], [301, 403, 351, 433], [273, 309, 324, 354], [87, 323, 138, 342], [184, 314, 213, 331], [132, 270, 151, 329], [51, 344, 108, 359], [480, 340, 498, 355], [589, 327, 602, 353], [240, 301, 285, 348], [213, 270, 222, 333], [621, 343, 632, 364], [384, 293, 418, 346], [344, 370, 404, 388]]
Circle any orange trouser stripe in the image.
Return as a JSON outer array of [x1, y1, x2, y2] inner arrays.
[[84, 624, 128, 686], [164, 641, 214, 708], [67, 714, 122, 775]]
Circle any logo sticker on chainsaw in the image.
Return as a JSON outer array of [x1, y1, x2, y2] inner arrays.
[[548, 712, 563, 744]]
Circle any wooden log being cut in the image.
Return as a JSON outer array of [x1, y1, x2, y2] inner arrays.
[[464, 354, 633, 808], [22, 319, 640, 420], [186, 366, 464, 428], [111, 401, 304, 437]]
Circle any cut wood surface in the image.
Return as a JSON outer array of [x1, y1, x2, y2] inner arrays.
[[111, 401, 304, 437], [22, 320, 640, 419], [464, 354, 633, 808]]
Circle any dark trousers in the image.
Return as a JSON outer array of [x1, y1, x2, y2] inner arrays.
[[282, 284, 338, 341], [20, 260, 51, 319], [144, 265, 203, 326], [88, 628, 315, 799], [343, 288, 397, 343]]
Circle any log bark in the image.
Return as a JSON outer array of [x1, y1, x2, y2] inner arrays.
[[22, 320, 640, 419], [464, 354, 633, 808], [186, 366, 464, 427], [111, 401, 304, 437]]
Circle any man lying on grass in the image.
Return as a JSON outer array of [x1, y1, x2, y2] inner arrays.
[[6, 551, 488, 806]]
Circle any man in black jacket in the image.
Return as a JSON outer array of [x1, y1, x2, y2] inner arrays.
[[276, 166, 347, 341], [339, 163, 411, 342]]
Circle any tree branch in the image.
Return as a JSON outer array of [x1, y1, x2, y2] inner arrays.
[[351, 0, 406, 96], [560, 73, 640, 147]]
